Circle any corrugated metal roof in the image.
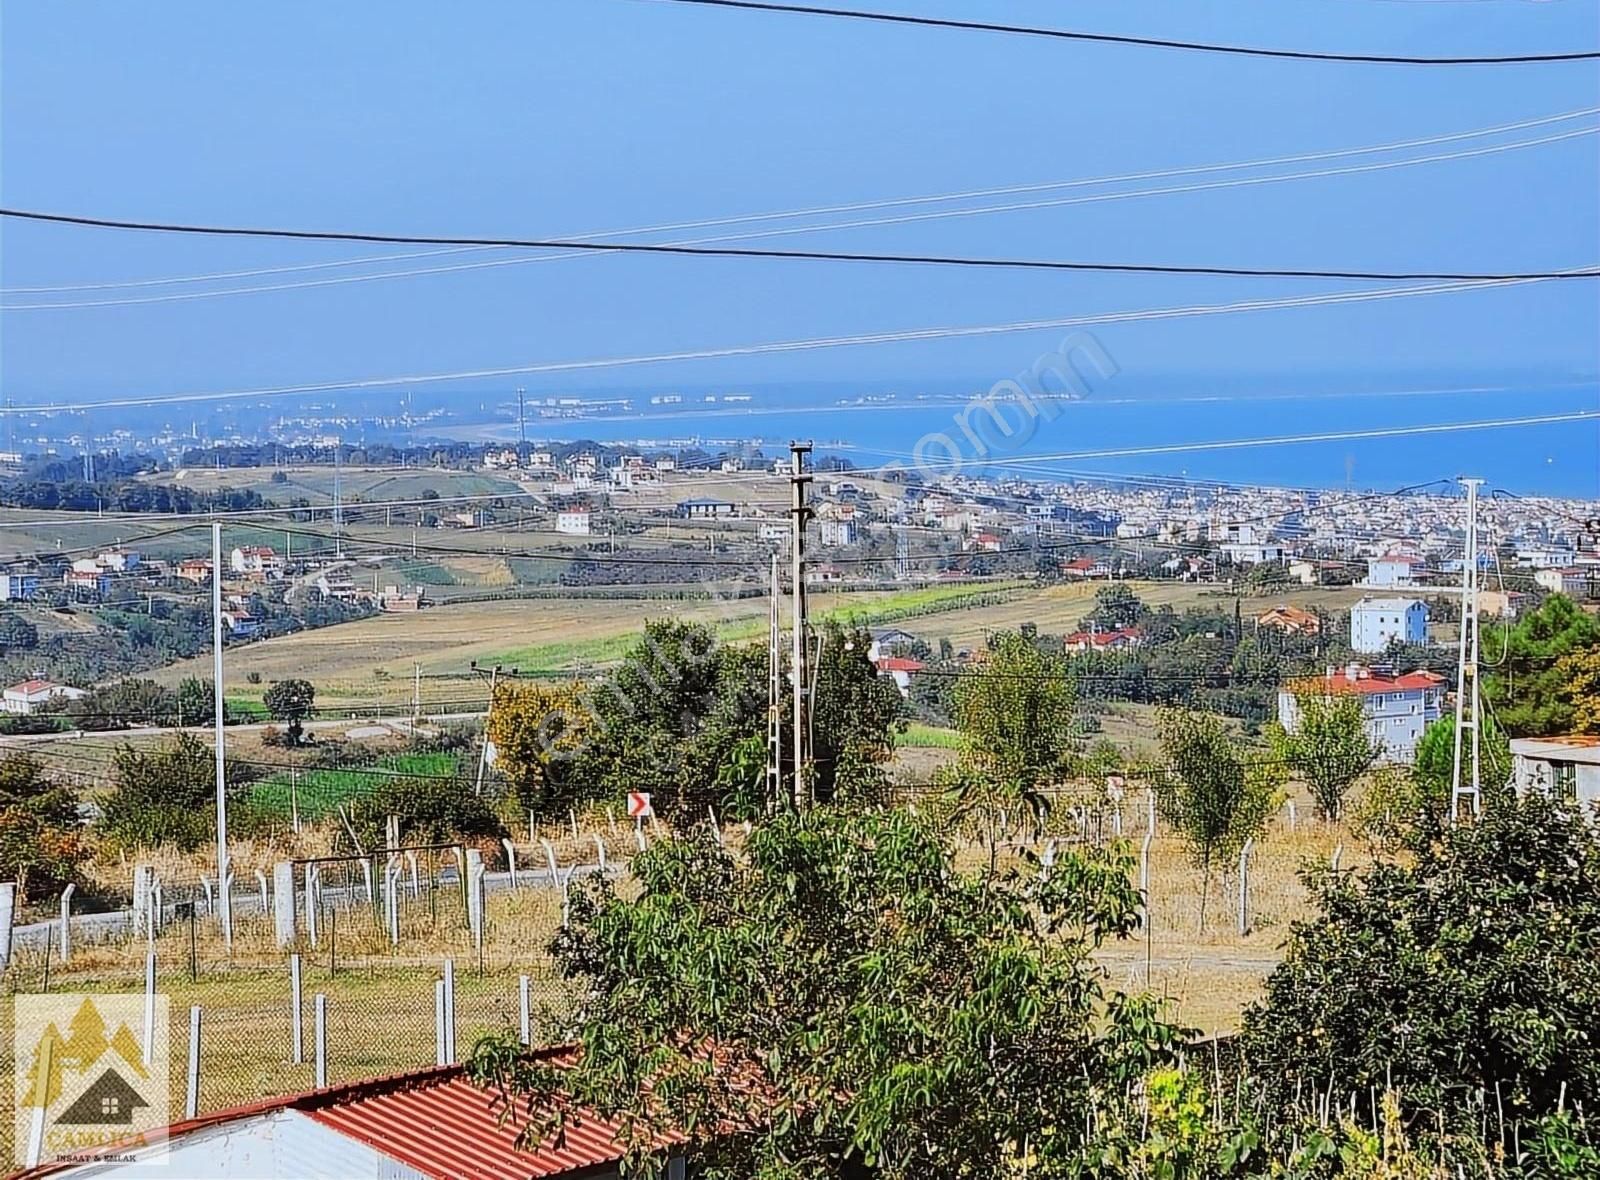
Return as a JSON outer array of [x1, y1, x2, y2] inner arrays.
[[302, 1058, 672, 1180]]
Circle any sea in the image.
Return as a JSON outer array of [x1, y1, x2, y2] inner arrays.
[[452, 380, 1600, 499]]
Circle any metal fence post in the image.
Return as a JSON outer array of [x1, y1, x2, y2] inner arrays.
[[519, 975, 531, 1046], [442, 959, 456, 1063], [314, 994, 328, 1088]]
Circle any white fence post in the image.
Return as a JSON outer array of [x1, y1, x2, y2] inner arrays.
[[435, 979, 448, 1066], [143, 951, 157, 1067], [132, 866, 151, 938], [1286, 800, 1298, 833], [360, 858, 375, 905], [502, 840, 518, 888], [592, 835, 608, 873], [314, 994, 328, 1087], [1237, 838, 1255, 937], [1331, 843, 1344, 872], [272, 862, 296, 947], [538, 839, 558, 885], [58, 883, 75, 963], [290, 954, 304, 1065], [384, 860, 400, 946], [254, 870, 269, 924], [304, 864, 319, 949], [568, 808, 579, 843], [199, 875, 214, 917], [0, 882, 14, 971], [464, 852, 484, 949], [442, 959, 456, 1063], [519, 975, 531, 1046], [404, 850, 420, 898], [185, 1005, 202, 1118]]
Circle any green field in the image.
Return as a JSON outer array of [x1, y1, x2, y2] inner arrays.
[[248, 752, 462, 822]]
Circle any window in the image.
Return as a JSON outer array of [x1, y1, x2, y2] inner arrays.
[[101, 1095, 120, 1116], [1554, 762, 1578, 799]]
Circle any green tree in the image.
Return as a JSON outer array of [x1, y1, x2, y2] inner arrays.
[[485, 680, 594, 819], [1085, 582, 1145, 631], [1240, 790, 1600, 1140], [809, 621, 904, 803], [98, 733, 259, 850], [0, 612, 39, 650], [1267, 689, 1380, 821], [1483, 594, 1600, 736], [176, 676, 214, 727], [0, 753, 86, 905], [1154, 709, 1283, 930], [467, 806, 1182, 1179], [263, 677, 316, 745]]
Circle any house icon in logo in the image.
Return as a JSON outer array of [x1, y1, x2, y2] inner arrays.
[[56, 1068, 149, 1126]]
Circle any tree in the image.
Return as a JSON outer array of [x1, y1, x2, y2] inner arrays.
[[1240, 790, 1600, 1140], [0, 754, 86, 906], [1267, 689, 1380, 821], [345, 773, 506, 854], [176, 676, 214, 727], [1482, 594, 1600, 736], [485, 680, 594, 818], [263, 677, 316, 745], [467, 806, 1183, 1179], [1555, 643, 1600, 734], [0, 612, 39, 650], [98, 733, 259, 850], [1153, 709, 1283, 930], [1085, 583, 1145, 631], [808, 621, 904, 803]]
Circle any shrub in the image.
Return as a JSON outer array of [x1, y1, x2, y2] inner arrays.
[[344, 773, 506, 854]]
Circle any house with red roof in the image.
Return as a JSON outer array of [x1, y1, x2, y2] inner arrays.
[[1060, 557, 1110, 579], [874, 655, 925, 695], [14, 1049, 688, 1180], [1278, 663, 1445, 762], [1062, 626, 1142, 653]]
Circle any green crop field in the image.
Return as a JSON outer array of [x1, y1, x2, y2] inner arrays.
[[248, 752, 463, 822]]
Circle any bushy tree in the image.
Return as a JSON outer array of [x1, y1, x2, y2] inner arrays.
[[485, 680, 594, 818], [468, 806, 1182, 1179], [1267, 689, 1380, 821], [808, 620, 903, 803], [1154, 709, 1284, 930], [346, 773, 506, 854], [0, 612, 39, 650], [0, 754, 86, 905], [1483, 594, 1600, 736], [1085, 583, 1145, 631], [263, 677, 316, 745], [98, 733, 259, 850], [1241, 791, 1600, 1142]]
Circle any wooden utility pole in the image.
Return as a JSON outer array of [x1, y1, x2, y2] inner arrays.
[[789, 442, 813, 809]]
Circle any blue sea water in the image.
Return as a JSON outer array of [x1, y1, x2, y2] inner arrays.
[[484, 382, 1600, 499]]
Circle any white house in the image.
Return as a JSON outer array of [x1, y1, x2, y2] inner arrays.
[[1365, 554, 1426, 589], [2, 678, 87, 715], [230, 546, 285, 579], [1534, 567, 1593, 597], [1277, 664, 1445, 763], [1510, 735, 1600, 813], [555, 509, 592, 536], [1349, 597, 1428, 654], [0, 573, 41, 601], [820, 518, 858, 546]]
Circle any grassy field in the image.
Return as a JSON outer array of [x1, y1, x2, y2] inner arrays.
[[248, 752, 463, 823], [147, 464, 528, 504]]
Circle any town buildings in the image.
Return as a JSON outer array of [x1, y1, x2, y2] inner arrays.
[[1349, 597, 1428, 653]]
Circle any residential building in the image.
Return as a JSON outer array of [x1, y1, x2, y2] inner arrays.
[[1365, 554, 1426, 589], [1509, 735, 1600, 812], [758, 522, 788, 543], [1255, 605, 1321, 636], [2, 679, 87, 715], [1477, 588, 1530, 619], [0, 573, 40, 601], [176, 559, 212, 585], [12, 1052, 689, 1180], [1277, 664, 1445, 763], [677, 498, 736, 520], [1534, 566, 1595, 597], [220, 610, 262, 637], [314, 573, 364, 602], [1288, 558, 1320, 586], [875, 655, 924, 696], [1062, 626, 1142, 653], [820, 518, 858, 546], [1350, 597, 1428, 654], [1060, 557, 1111, 579], [555, 509, 592, 537], [379, 585, 426, 612], [965, 531, 1002, 553], [230, 546, 285, 580], [95, 549, 141, 573], [63, 568, 109, 598], [867, 627, 920, 661]]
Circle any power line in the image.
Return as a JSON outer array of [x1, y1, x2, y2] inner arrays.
[[646, 0, 1600, 63], [0, 273, 1576, 415], [9, 118, 1595, 311], [2, 207, 1593, 282]]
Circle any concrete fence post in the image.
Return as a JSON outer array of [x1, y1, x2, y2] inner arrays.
[[592, 835, 608, 873], [199, 876, 214, 917], [0, 882, 14, 971], [502, 839, 518, 888], [304, 864, 319, 949], [254, 870, 269, 923], [58, 883, 76, 963], [1286, 800, 1298, 833], [404, 850, 419, 898], [464, 852, 484, 950], [442, 958, 456, 1063], [538, 839, 558, 885], [132, 866, 151, 937], [435, 979, 448, 1066], [519, 975, 531, 1046], [273, 862, 296, 947], [314, 994, 328, 1088], [143, 951, 157, 1067], [185, 1006, 203, 1118], [1237, 839, 1255, 937], [290, 953, 304, 1065]]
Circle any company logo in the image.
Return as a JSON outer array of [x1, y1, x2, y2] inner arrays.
[[13, 994, 169, 1169]]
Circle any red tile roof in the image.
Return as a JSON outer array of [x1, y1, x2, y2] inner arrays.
[[875, 657, 925, 673], [1294, 668, 1445, 696], [1064, 627, 1140, 648]]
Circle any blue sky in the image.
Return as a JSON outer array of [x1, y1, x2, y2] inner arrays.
[[1, 0, 1597, 405]]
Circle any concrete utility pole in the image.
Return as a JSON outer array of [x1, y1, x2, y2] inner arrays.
[[516, 387, 527, 461], [766, 550, 783, 810], [1451, 477, 1484, 822], [789, 442, 814, 809], [211, 523, 233, 948]]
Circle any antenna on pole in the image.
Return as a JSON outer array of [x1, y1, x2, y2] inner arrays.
[[1450, 477, 1484, 822], [789, 441, 814, 810]]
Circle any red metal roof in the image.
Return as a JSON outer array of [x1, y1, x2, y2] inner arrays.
[[875, 657, 925, 673]]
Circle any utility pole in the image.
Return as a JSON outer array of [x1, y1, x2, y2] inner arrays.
[[1451, 477, 1484, 822], [474, 665, 500, 795], [766, 550, 783, 811], [789, 442, 814, 809], [332, 440, 344, 558], [516, 387, 527, 464], [210, 524, 233, 949]]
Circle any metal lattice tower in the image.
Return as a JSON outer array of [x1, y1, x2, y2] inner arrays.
[[1450, 477, 1484, 821], [766, 550, 783, 810]]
